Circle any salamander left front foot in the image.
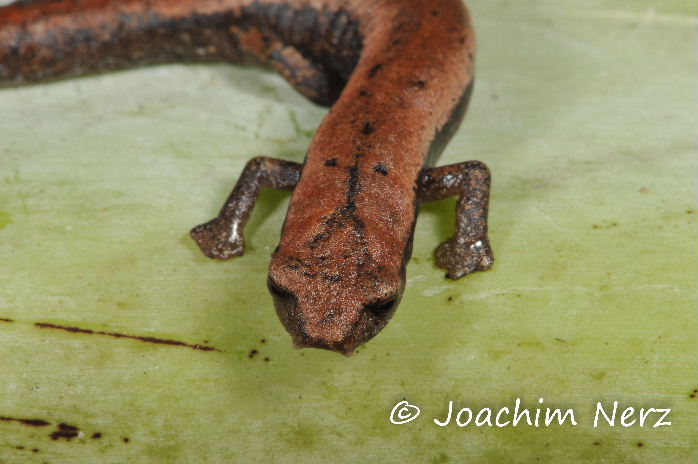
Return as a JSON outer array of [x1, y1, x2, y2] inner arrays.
[[435, 236, 494, 279], [419, 160, 494, 281]]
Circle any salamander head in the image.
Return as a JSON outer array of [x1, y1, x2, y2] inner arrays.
[[267, 246, 406, 356]]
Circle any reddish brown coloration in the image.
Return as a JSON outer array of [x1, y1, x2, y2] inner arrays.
[[34, 322, 219, 352], [1, 0, 493, 356]]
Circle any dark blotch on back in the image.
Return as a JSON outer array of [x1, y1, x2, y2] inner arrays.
[[373, 163, 389, 176], [368, 63, 383, 78], [361, 121, 375, 135], [325, 158, 337, 167]]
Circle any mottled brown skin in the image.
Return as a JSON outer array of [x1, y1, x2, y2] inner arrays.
[[1, 0, 494, 356]]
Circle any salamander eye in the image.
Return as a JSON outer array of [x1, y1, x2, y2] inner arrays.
[[268, 278, 296, 308], [365, 297, 398, 318]]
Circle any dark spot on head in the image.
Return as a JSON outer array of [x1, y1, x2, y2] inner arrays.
[[373, 163, 389, 176], [460, 37, 465, 44], [368, 63, 383, 78], [248, 349, 258, 358], [415, 80, 426, 89], [325, 158, 337, 167], [431, 10, 439, 16], [361, 121, 375, 135], [467, 51, 474, 60], [392, 39, 402, 46], [359, 89, 370, 97]]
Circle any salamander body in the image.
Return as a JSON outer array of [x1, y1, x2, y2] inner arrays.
[[0, 0, 493, 355]]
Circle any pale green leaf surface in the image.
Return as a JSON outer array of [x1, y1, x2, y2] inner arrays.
[[0, 0, 696, 462]]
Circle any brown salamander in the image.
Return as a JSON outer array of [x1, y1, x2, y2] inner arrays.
[[0, 0, 494, 355]]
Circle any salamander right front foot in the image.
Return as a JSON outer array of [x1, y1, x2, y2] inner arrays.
[[190, 156, 302, 261], [191, 219, 245, 260]]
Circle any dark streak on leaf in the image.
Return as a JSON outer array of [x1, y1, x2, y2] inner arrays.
[[0, 416, 50, 427], [34, 322, 219, 352]]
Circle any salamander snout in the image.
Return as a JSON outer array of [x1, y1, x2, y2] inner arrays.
[[267, 276, 402, 356]]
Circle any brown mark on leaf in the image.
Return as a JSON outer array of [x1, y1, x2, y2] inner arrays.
[[50, 423, 80, 441], [34, 322, 219, 352], [0, 416, 50, 427]]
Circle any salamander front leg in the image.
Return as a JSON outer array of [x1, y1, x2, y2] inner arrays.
[[418, 161, 494, 279], [191, 157, 302, 260]]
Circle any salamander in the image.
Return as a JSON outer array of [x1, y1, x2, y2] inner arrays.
[[0, 0, 494, 355]]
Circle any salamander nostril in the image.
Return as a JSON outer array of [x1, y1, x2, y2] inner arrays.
[[365, 297, 397, 318]]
